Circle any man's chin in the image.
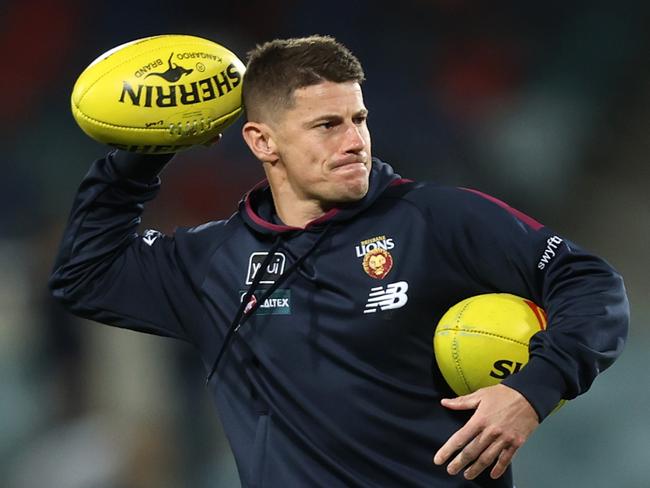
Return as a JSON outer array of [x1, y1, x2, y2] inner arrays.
[[336, 184, 369, 204], [320, 176, 370, 206]]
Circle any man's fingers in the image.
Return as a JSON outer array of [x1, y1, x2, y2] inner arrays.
[[443, 433, 519, 480], [490, 446, 518, 479], [434, 393, 483, 465], [445, 426, 500, 476], [440, 392, 480, 410], [462, 439, 505, 480], [433, 421, 480, 466], [445, 436, 482, 475], [435, 386, 538, 480]]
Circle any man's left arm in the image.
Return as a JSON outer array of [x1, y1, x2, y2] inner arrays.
[[429, 188, 630, 480]]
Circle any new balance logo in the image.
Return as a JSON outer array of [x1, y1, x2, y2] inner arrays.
[[364, 281, 409, 314]]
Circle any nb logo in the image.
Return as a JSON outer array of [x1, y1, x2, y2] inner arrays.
[[364, 281, 409, 314]]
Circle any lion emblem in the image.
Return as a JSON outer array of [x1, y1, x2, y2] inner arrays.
[[362, 248, 393, 279]]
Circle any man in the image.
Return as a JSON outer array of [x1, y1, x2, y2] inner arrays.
[[50, 36, 629, 487]]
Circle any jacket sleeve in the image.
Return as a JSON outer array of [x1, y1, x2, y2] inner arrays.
[[427, 186, 629, 421], [49, 150, 206, 344]]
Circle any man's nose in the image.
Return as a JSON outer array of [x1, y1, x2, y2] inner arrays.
[[343, 123, 365, 153]]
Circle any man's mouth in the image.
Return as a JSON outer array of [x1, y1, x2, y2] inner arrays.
[[331, 156, 368, 171]]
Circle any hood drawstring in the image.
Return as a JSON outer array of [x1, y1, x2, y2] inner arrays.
[[206, 223, 334, 384]]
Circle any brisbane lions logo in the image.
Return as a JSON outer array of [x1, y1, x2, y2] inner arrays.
[[362, 248, 393, 280]]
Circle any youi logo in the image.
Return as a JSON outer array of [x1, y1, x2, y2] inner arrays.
[[245, 252, 286, 285]]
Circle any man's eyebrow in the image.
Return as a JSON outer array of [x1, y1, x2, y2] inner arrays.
[[306, 109, 369, 126]]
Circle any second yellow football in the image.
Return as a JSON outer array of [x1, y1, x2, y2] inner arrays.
[[434, 293, 547, 396]]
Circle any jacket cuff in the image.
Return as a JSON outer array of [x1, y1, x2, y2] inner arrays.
[[109, 150, 174, 182], [501, 357, 567, 421]]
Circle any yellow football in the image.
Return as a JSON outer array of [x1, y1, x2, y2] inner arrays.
[[434, 293, 548, 396], [71, 34, 245, 153]]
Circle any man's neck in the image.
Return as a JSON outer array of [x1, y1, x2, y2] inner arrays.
[[263, 162, 331, 228], [271, 188, 328, 228]]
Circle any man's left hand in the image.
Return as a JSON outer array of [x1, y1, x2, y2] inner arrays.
[[433, 384, 539, 480]]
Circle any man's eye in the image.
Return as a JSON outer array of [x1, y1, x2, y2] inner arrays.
[[319, 121, 334, 129], [353, 116, 367, 125]]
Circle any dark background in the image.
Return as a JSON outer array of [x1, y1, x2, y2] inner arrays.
[[1, 1, 648, 487]]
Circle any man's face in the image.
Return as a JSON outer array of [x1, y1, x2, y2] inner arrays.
[[270, 81, 372, 207]]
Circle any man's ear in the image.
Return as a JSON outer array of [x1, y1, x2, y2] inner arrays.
[[242, 121, 278, 163]]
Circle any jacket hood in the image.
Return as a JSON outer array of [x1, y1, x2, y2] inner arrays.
[[239, 157, 405, 235]]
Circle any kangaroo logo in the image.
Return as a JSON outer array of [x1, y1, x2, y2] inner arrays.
[[145, 53, 193, 82]]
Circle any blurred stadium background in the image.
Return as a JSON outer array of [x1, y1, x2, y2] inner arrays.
[[1, 1, 648, 487]]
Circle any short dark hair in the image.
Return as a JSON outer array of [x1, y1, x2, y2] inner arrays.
[[243, 35, 365, 122]]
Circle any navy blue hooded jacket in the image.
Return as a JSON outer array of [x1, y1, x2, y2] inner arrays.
[[49, 151, 629, 487]]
